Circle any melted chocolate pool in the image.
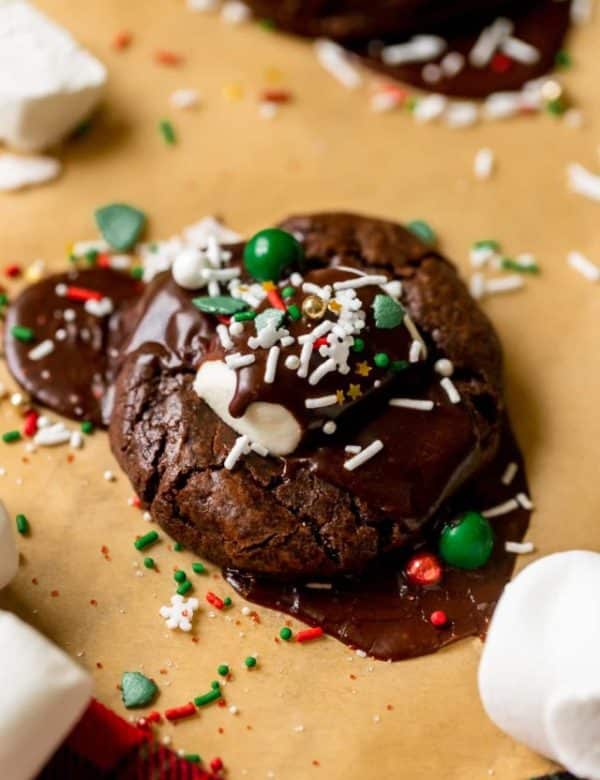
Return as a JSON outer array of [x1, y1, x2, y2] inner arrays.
[[226, 422, 530, 660]]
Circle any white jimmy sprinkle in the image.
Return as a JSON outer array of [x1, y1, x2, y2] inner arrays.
[[470, 245, 497, 267], [322, 421, 336, 435], [474, 147, 495, 180], [69, 431, 83, 449], [409, 340, 422, 363], [305, 395, 338, 409], [440, 51, 465, 77], [382, 279, 402, 299], [483, 90, 523, 120], [170, 88, 200, 109], [225, 353, 256, 370], [505, 540, 536, 555], [370, 89, 403, 113], [314, 39, 362, 89], [413, 94, 447, 123], [34, 423, 71, 446], [516, 492, 534, 510], [229, 321, 244, 337], [482, 498, 520, 518], [221, 1, 252, 24], [201, 267, 240, 281], [381, 35, 446, 66], [84, 297, 114, 318], [264, 346, 280, 384], [258, 102, 278, 120], [389, 398, 434, 411], [470, 272, 486, 299], [440, 377, 460, 404], [284, 354, 301, 370], [344, 445, 362, 455], [217, 324, 234, 350], [28, 339, 54, 361], [344, 439, 384, 471], [297, 341, 313, 379], [434, 358, 454, 377], [422, 63, 442, 85], [567, 163, 600, 202], [501, 462, 518, 485], [333, 275, 388, 291], [500, 37, 540, 65], [298, 319, 333, 344], [469, 17, 513, 68], [567, 251, 600, 282], [224, 434, 250, 470], [251, 441, 269, 457], [208, 279, 220, 297], [571, 0, 593, 24], [445, 101, 478, 128], [280, 336, 295, 348], [290, 272, 304, 286], [485, 275, 525, 295], [309, 357, 336, 386], [103, 470, 116, 482], [302, 282, 331, 300], [403, 315, 427, 358]]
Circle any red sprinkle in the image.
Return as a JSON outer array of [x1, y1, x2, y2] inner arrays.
[[260, 88, 293, 104], [266, 288, 286, 311], [146, 710, 162, 723], [97, 252, 112, 269], [164, 702, 196, 721], [23, 410, 39, 438], [210, 757, 223, 773], [112, 30, 132, 50], [5, 264, 21, 278], [313, 337, 329, 349], [130, 495, 142, 509], [66, 286, 103, 302], [206, 591, 224, 610], [404, 552, 443, 587], [155, 49, 183, 66], [430, 610, 448, 627], [216, 315, 231, 326], [491, 53, 512, 73], [296, 627, 324, 643]]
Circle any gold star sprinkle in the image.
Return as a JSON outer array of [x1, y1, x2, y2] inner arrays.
[[355, 361, 372, 377], [347, 384, 362, 401], [336, 389, 345, 405], [328, 299, 342, 314]]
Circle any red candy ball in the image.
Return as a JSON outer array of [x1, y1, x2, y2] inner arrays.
[[404, 552, 443, 587], [430, 610, 448, 628]]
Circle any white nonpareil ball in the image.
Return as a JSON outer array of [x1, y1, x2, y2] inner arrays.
[[172, 247, 208, 290]]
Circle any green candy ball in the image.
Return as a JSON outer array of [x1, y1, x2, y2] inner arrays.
[[439, 511, 494, 570], [243, 228, 303, 282]]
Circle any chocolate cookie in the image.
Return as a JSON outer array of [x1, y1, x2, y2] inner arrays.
[[108, 213, 504, 579]]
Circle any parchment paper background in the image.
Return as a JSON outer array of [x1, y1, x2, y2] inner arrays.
[[1, 2, 599, 777]]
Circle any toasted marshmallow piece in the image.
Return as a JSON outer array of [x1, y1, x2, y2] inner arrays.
[[479, 551, 600, 780]]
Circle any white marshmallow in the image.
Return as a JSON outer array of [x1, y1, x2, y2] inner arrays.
[[0, 500, 18, 590], [0, 1, 107, 151], [172, 247, 209, 290], [0, 611, 92, 779], [194, 360, 301, 455], [479, 551, 600, 780]]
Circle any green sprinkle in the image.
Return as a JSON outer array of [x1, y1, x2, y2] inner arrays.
[[500, 258, 540, 275], [68, 253, 78, 265], [352, 338, 365, 353], [72, 118, 93, 139], [233, 310, 257, 322], [391, 360, 409, 373], [244, 656, 257, 669], [405, 96, 419, 113], [121, 671, 158, 709], [211, 680, 220, 690], [3, 430, 21, 443], [255, 307, 285, 332], [279, 627, 292, 641], [192, 562, 206, 574], [143, 557, 155, 569], [177, 580, 193, 596], [185, 755, 202, 764], [85, 249, 99, 265], [555, 50, 572, 69], [134, 530, 159, 550], [95, 203, 146, 252], [16, 514, 29, 535], [258, 17, 276, 30], [285, 304, 300, 321], [407, 219, 436, 246], [282, 286, 295, 299], [11, 325, 35, 343], [546, 98, 566, 117], [223, 596, 232, 607], [159, 118, 177, 145], [473, 239, 501, 251], [131, 266, 144, 281], [193, 295, 249, 316], [81, 421, 94, 435], [194, 687, 222, 707], [217, 664, 229, 677], [372, 294, 405, 329], [174, 542, 184, 552], [0, 293, 9, 306], [374, 352, 390, 369], [173, 569, 187, 583]]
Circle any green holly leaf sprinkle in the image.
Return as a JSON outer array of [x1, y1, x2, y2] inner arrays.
[[192, 296, 249, 316], [121, 671, 158, 709], [94, 203, 146, 252], [372, 294, 405, 329], [255, 307, 285, 332]]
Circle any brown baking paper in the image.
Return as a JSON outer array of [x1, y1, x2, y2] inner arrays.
[[1, 2, 600, 777]]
